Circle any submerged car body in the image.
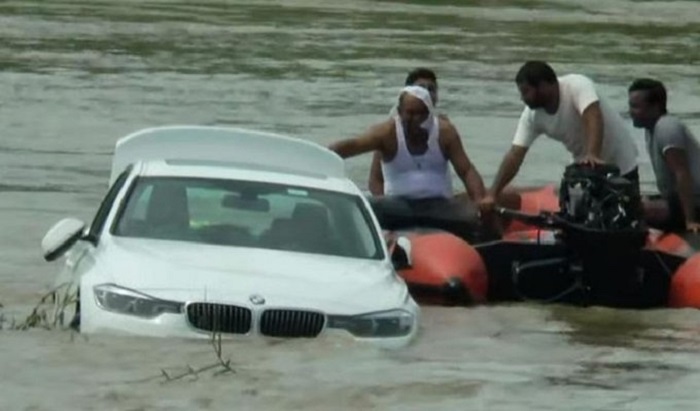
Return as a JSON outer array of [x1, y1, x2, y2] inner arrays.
[[42, 126, 420, 348]]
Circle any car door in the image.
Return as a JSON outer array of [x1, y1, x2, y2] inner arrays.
[[55, 167, 134, 287]]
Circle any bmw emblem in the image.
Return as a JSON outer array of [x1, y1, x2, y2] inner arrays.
[[249, 294, 265, 305]]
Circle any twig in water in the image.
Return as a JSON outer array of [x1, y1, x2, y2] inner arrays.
[[14, 283, 77, 331], [149, 332, 235, 384], [210, 330, 236, 375]]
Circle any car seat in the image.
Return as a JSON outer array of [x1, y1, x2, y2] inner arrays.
[[145, 182, 192, 240]]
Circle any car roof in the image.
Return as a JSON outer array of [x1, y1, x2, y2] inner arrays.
[[110, 125, 347, 187], [133, 159, 362, 195]]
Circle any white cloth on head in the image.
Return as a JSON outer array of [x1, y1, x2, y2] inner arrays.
[[388, 85, 436, 132]]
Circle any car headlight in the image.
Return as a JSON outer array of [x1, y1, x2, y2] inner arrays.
[[327, 309, 414, 338], [93, 284, 183, 318]]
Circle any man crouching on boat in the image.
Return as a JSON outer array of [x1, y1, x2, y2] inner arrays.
[[328, 85, 485, 202], [328, 86, 499, 242], [367, 67, 449, 196]]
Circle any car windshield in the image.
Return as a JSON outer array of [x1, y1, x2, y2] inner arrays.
[[112, 176, 383, 260]]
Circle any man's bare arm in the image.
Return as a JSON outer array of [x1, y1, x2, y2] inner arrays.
[[367, 151, 385, 195], [443, 123, 486, 201], [581, 101, 604, 161], [328, 120, 392, 159], [665, 147, 699, 229], [488, 145, 529, 198]]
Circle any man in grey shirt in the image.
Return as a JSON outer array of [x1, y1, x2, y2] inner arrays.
[[628, 78, 700, 232]]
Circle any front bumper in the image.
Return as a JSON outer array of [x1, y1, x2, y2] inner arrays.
[[79, 286, 420, 349]]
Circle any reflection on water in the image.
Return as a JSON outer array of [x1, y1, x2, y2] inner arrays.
[[1, 0, 700, 409]]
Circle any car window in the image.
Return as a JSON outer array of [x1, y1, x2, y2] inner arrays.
[[113, 177, 383, 260], [86, 168, 131, 241]]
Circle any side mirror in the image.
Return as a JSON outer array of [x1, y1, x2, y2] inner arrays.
[[42, 218, 87, 262], [390, 236, 413, 271]]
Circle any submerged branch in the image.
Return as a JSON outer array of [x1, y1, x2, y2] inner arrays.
[[0, 283, 78, 332], [2, 287, 236, 384], [125, 331, 236, 384]]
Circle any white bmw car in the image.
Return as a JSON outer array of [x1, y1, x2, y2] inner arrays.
[[41, 125, 420, 348]]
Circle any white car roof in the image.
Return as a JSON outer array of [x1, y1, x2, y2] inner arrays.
[[133, 159, 361, 194], [110, 125, 348, 187]]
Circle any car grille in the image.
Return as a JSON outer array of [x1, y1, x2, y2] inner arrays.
[[259, 309, 325, 338], [186, 303, 252, 334]]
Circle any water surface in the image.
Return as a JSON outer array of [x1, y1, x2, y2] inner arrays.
[[1, 1, 700, 409]]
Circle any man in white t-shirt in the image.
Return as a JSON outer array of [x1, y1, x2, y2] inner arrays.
[[479, 61, 639, 213]]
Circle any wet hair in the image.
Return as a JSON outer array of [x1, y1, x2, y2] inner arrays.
[[405, 68, 437, 86], [515, 61, 557, 87], [628, 78, 667, 114]]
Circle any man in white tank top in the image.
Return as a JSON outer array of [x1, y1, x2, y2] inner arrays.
[[479, 61, 640, 214], [328, 85, 486, 202], [367, 68, 449, 196]]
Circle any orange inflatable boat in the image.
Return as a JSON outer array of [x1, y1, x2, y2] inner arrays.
[[373, 164, 700, 310]]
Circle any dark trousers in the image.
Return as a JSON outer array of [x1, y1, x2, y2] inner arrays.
[[367, 196, 500, 243]]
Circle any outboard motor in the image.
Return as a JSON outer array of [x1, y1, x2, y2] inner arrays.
[[557, 163, 647, 306], [559, 163, 641, 231]]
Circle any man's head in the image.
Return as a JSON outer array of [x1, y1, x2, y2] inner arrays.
[[628, 78, 667, 129], [405, 67, 438, 106], [514, 61, 558, 109], [397, 85, 433, 140]]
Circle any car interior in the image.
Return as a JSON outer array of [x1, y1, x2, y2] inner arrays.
[[117, 179, 354, 255]]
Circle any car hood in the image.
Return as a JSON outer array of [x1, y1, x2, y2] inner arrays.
[[94, 237, 406, 314]]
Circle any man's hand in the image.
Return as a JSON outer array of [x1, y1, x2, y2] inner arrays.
[[478, 193, 497, 217], [579, 154, 605, 167], [686, 221, 700, 233]]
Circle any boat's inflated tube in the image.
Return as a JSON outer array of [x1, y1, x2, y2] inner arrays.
[[392, 231, 488, 306]]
